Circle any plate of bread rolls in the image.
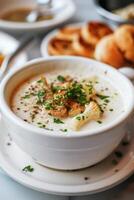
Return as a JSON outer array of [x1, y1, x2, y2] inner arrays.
[[41, 21, 134, 69]]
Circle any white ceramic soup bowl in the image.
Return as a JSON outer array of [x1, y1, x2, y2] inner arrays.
[[0, 56, 134, 170]]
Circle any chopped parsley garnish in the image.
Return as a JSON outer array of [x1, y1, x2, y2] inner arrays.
[[37, 90, 46, 103], [40, 125, 46, 128], [82, 116, 85, 120], [76, 116, 81, 120], [22, 165, 34, 172], [109, 109, 114, 112], [60, 129, 68, 132], [115, 151, 123, 158], [37, 122, 46, 128], [86, 83, 93, 94], [53, 118, 64, 124], [37, 122, 42, 125], [122, 140, 129, 146], [44, 101, 53, 110], [52, 85, 64, 93], [66, 82, 87, 105], [104, 99, 110, 103], [37, 79, 44, 83], [98, 104, 104, 113], [112, 159, 118, 165], [97, 94, 110, 100], [22, 94, 31, 99], [97, 120, 102, 124], [57, 75, 65, 82]]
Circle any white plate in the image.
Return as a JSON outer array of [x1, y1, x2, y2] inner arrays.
[[0, 31, 27, 70], [0, 0, 75, 34], [0, 118, 134, 196]]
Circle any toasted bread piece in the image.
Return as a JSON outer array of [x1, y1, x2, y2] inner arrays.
[[48, 38, 77, 56], [56, 26, 81, 41], [72, 35, 94, 58], [81, 21, 113, 46], [114, 25, 134, 63], [94, 35, 125, 68]]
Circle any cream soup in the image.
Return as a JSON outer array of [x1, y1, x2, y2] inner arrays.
[[11, 70, 124, 133]]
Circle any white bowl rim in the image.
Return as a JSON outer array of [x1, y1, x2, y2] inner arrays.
[[0, 0, 75, 30], [0, 56, 134, 139]]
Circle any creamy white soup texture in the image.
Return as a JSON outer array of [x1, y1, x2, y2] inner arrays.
[[11, 69, 124, 134]]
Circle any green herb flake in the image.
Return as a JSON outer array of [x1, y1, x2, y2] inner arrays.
[[52, 85, 64, 92], [37, 123, 46, 128], [84, 177, 89, 181], [60, 129, 68, 132], [97, 120, 102, 124], [53, 118, 64, 124], [22, 165, 34, 172], [57, 75, 65, 82], [44, 101, 53, 110], [82, 116, 85, 120], [37, 79, 43, 83], [37, 90, 46, 103], [97, 94, 110, 100], [22, 94, 31, 99], [76, 116, 81, 120], [104, 99, 110, 103], [122, 140, 129, 146], [37, 122, 42, 125], [112, 159, 118, 165], [115, 151, 123, 158], [66, 82, 87, 105], [37, 90, 45, 98], [109, 109, 114, 112]]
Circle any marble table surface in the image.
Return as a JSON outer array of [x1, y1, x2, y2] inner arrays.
[[0, 0, 134, 199]]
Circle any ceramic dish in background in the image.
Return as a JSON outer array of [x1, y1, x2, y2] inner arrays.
[[0, 56, 134, 170], [94, 0, 134, 26], [0, 31, 27, 78], [0, 0, 75, 34]]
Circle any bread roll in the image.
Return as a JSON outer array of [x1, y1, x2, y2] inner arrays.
[[56, 26, 81, 41], [114, 25, 134, 63], [48, 38, 77, 56], [94, 35, 125, 68], [72, 35, 94, 58], [81, 21, 113, 46]]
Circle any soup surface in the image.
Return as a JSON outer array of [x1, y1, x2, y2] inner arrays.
[[11, 68, 124, 134], [0, 8, 53, 22]]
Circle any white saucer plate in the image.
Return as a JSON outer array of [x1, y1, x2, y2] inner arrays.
[[0, 31, 27, 70], [0, 118, 134, 196]]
